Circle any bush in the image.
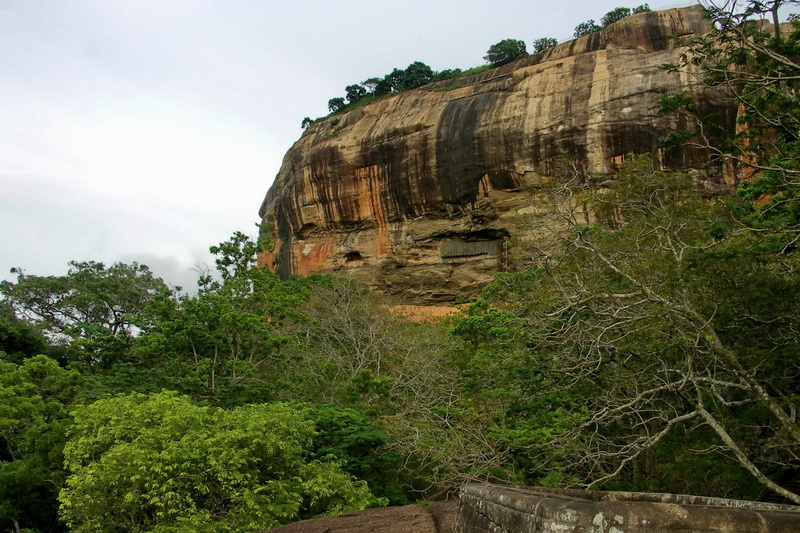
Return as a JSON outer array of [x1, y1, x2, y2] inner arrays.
[[59, 392, 385, 533]]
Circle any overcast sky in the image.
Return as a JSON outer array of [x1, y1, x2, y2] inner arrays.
[[1, 0, 706, 290]]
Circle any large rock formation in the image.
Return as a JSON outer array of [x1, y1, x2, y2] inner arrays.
[[259, 6, 737, 303]]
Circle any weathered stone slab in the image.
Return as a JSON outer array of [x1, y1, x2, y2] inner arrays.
[[429, 499, 459, 533], [456, 483, 800, 533], [257, 504, 439, 533]]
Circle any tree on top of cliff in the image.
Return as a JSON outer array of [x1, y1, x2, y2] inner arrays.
[[574, 19, 602, 37], [532, 37, 558, 54], [325, 62, 436, 117], [362, 77, 381, 94], [372, 62, 435, 94], [327, 97, 346, 113], [483, 39, 528, 66], [601, 6, 632, 27], [376, 68, 405, 94], [345, 84, 367, 104], [398, 61, 434, 91], [574, 5, 648, 37]]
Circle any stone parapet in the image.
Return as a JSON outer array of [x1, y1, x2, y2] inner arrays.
[[456, 484, 800, 533]]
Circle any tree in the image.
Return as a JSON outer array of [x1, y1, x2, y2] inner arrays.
[[345, 84, 367, 104], [301, 117, 313, 129], [0, 355, 86, 533], [633, 3, 651, 13], [399, 61, 434, 91], [133, 229, 314, 404], [59, 392, 384, 533], [0, 262, 169, 369], [304, 404, 410, 505], [601, 6, 632, 27], [327, 97, 346, 113], [664, 1, 800, 244], [207, 227, 271, 283], [377, 68, 406, 94], [483, 39, 528, 66], [286, 278, 475, 485], [361, 77, 382, 94], [574, 20, 602, 37], [292, 278, 394, 399], [0, 303, 49, 364], [463, 156, 800, 503], [532, 37, 558, 54]]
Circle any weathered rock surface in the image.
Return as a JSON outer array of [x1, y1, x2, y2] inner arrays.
[[456, 483, 800, 533], [259, 6, 737, 303], [257, 487, 799, 533], [256, 504, 444, 533]]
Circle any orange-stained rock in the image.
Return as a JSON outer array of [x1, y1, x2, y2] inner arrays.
[[259, 6, 738, 303]]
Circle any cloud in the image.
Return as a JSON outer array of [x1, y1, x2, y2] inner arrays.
[[118, 252, 205, 293]]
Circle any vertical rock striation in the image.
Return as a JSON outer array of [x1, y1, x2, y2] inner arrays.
[[259, 6, 737, 303]]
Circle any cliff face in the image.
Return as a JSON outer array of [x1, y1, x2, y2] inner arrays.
[[259, 6, 737, 303]]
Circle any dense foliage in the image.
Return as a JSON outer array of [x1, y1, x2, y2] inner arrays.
[[59, 392, 382, 533], [0, 356, 85, 533], [665, 0, 800, 243], [1, 261, 168, 370], [451, 156, 800, 502]]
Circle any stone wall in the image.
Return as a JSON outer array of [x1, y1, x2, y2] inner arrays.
[[456, 484, 800, 533]]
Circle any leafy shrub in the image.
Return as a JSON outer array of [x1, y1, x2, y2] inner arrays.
[[60, 392, 385, 533]]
